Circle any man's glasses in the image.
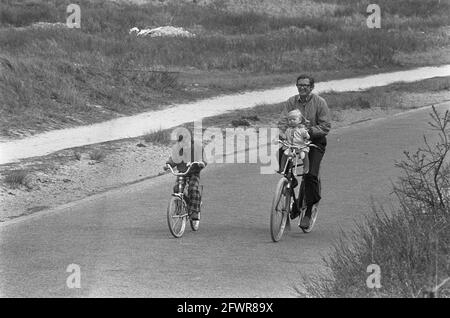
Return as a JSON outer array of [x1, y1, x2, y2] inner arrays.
[[296, 84, 311, 88]]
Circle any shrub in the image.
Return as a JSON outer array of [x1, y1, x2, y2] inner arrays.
[[331, 110, 343, 122], [394, 107, 450, 215], [89, 149, 106, 162], [3, 170, 29, 189], [144, 71, 179, 91], [357, 97, 371, 109], [231, 118, 251, 127], [144, 128, 171, 145], [241, 115, 260, 121]]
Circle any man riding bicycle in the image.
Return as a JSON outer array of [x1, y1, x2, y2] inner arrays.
[[278, 75, 331, 228]]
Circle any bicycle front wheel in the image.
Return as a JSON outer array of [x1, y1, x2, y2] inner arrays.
[[167, 196, 187, 238], [270, 177, 291, 242]]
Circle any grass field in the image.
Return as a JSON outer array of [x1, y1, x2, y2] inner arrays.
[[1, 0, 449, 138], [198, 76, 450, 129]]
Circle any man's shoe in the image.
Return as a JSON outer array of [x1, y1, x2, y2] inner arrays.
[[300, 205, 313, 228], [300, 215, 310, 228], [304, 205, 313, 219]]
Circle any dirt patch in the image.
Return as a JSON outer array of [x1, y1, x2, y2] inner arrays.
[[0, 140, 171, 222]]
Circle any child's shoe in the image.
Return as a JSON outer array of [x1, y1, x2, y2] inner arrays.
[[190, 211, 200, 221]]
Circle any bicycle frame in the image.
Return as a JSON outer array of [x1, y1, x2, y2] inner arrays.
[[279, 140, 312, 193], [281, 151, 302, 177], [279, 139, 320, 176], [166, 162, 205, 237], [166, 161, 205, 216], [270, 140, 321, 240], [278, 139, 320, 215]]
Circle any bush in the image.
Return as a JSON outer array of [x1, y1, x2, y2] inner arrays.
[[241, 115, 260, 121], [89, 149, 106, 162], [231, 118, 251, 127], [144, 71, 179, 91], [357, 97, 371, 109], [394, 107, 450, 214], [144, 128, 171, 145], [3, 170, 29, 189]]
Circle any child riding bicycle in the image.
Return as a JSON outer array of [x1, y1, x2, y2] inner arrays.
[[164, 130, 207, 221]]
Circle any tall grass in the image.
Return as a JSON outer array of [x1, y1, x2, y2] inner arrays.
[[1, 1, 447, 70], [1, 25, 444, 71], [304, 205, 449, 297], [318, 0, 450, 18], [144, 128, 171, 145], [0, 0, 449, 136], [3, 170, 29, 189]]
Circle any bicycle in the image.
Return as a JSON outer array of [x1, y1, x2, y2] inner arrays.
[[270, 140, 321, 242], [165, 161, 205, 238]]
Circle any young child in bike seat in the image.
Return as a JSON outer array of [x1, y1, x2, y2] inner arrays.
[[279, 109, 310, 174], [164, 131, 207, 221]]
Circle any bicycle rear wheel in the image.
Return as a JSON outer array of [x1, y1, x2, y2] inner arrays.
[[270, 177, 291, 242], [167, 196, 187, 238]]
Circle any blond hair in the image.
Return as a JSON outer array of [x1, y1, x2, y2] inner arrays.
[[288, 109, 301, 119]]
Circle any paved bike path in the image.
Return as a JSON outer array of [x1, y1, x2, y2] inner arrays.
[[0, 103, 448, 297]]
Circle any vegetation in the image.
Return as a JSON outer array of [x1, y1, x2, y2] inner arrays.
[[144, 128, 172, 145], [89, 149, 106, 162], [3, 169, 29, 189], [202, 76, 450, 128], [0, 0, 449, 137], [302, 107, 450, 297]]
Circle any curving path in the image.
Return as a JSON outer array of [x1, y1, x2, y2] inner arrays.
[[0, 102, 448, 297]]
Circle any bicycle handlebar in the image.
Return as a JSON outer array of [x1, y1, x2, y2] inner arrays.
[[278, 139, 319, 151], [165, 161, 205, 176]]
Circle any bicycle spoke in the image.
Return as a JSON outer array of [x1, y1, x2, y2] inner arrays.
[[172, 215, 182, 228], [276, 194, 285, 212], [167, 197, 186, 238], [271, 178, 289, 242]]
